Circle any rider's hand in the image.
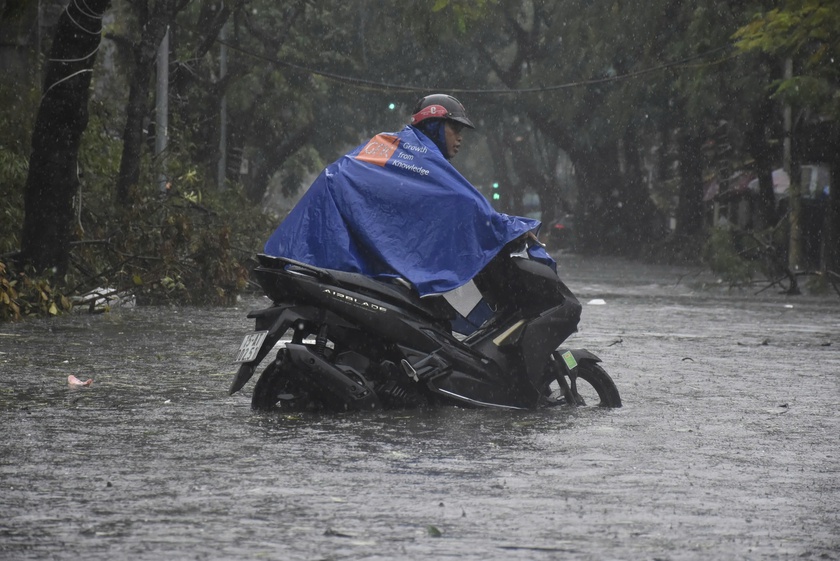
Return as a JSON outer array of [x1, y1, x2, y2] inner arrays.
[[526, 231, 545, 247]]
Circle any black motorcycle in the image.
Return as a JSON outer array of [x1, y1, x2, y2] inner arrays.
[[229, 241, 621, 412]]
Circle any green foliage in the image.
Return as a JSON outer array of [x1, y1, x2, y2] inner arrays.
[[78, 99, 123, 194], [1, 76, 273, 320], [8, 0, 838, 321], [428, 0, 495, 34], [0, 150, 27, 256], [734, 0, 840, 118], [703, 228, 758, 285], [72, 182, 273, 307], [734, 1, 840, 56], [0, 260, 73, 321], [0, 83, 38, 255], [703, 224, 794, 288]]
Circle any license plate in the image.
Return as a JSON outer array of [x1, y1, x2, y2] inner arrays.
[[233, 331, 268, 363]]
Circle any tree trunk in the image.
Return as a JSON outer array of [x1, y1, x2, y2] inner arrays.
[[510, 130, 551, 218], [243, 122, 315, 204], [782, 58, 804, 271], [116, 53, 156, 203], [675, 127, 705, 238], [746, 97, 778, 229], [20, 0, 111, 274], [618, 126, 661, 254], [826, 154, 840, 273], [570, 145, 621, 254], [115, 1, 183, 204]]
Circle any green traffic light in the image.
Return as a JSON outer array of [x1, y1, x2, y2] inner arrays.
[[388, 103, 396, 110], [493, 193, 500, 200], [492, 182, 499, 189]]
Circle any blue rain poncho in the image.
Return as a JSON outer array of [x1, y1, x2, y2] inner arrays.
[[264, 125, 553, 297]]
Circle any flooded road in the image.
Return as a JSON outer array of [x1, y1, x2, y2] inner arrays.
[[1, 255, 838, 560]]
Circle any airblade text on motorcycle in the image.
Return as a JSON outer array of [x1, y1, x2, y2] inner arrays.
[[323, 288, 388, 313]]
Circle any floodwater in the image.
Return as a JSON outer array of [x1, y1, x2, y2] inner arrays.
[[1, 255, 838, 560]]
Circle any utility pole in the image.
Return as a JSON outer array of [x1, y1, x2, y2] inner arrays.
[[155, 26, 170, 194]]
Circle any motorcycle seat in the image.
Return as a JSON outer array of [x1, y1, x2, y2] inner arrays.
[[256, 254, 456, 321]]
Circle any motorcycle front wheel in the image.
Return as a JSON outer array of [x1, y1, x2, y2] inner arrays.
[[555, 360, 622, 408]]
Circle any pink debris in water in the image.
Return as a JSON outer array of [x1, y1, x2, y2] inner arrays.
[[67, 375, 93, 387]]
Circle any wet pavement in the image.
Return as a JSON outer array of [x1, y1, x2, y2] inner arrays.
[[1, 255, 838, 560]]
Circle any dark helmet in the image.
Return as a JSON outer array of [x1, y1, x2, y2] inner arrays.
[[410, 94, 475, 129]]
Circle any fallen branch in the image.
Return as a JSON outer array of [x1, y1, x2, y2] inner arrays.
[[741, 230, 800, 295]]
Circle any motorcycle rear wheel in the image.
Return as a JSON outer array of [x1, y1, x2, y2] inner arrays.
[[557, 361, 622, 408], [251, 354, 308, 411]]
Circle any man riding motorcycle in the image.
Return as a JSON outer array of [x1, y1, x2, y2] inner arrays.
[[231, 95, 617, 412]]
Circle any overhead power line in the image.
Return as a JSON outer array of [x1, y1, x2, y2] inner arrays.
[[214, 36, 734, 95]]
